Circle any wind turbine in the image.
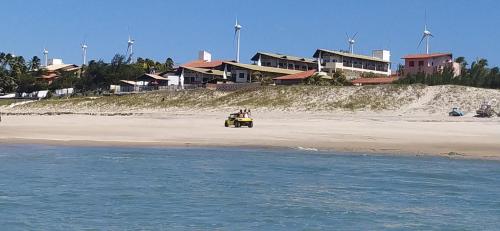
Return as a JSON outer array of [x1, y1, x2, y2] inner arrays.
[[234, 18, 242, 63], [418, 12, 433, 54], [81, 41, 88, 66], [126, 35, 135, 63], [346, 32, 358, 54], [43, 48, 49, 67]]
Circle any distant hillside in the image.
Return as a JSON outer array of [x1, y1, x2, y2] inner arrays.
[[3, 85, 500, 114]]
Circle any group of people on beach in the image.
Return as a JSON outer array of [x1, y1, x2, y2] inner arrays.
[[237, 109, 251, 118]]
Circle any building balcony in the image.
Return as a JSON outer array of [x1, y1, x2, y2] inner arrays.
[[323, 62, 390, 75]]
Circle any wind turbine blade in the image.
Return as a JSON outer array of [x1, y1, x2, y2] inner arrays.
[[352, 32, 358, 40], [417, 35, 426, 48], [345, 32, 350, 40]]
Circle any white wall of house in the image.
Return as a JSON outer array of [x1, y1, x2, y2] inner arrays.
[[232, 70, 249, 83], [166, 75, 179, 86], [258, 56, 314, 71], [320, 54, 391, 77], [372, 50, 391, 62], [48, 58, 64, 65], [198, 51, 212, 62]]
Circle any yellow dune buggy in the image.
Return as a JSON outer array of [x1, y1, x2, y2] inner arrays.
[[224, 113, 253, 128]]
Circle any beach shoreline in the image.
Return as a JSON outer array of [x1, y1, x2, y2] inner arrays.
[[1, 137, 499, 161], [1, 112, 499, 160]]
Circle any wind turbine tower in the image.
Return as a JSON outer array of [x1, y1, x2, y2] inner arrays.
[[418, 12, 433, 54], [346, 32, 358, 54], [234, 19, 242, 63], [43, 48, 49, 67], [81, 42, 88, 66], [126, 35, 135, 62]]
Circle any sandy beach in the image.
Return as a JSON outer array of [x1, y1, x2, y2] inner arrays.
[[1, 111, 499, 160]]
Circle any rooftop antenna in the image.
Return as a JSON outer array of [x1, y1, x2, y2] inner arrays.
[[346, 32, 358, 54], [43, 47, 49, 67], [234, 18, 242, 63], [418, 10, 433, 54], [126, 35, 135, 63], [81, 40, 88, 66]]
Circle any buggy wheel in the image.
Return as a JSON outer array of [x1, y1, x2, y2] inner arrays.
[[225, 121, 229, 127], [248, 121, 253, 128], [235, 121, 240, 128]]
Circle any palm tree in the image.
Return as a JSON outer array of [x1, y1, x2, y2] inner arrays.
[[10, 56, 27, 78], [0, 52, 6, 68], [29, 56, 41, 71], [165, 58, 174, 71], [3, 53, 13, 70]]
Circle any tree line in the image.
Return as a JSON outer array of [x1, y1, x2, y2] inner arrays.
[[396, 57, 500, 89], [0, 51, 175, 94]]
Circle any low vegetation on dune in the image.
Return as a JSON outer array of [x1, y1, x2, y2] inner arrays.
[[3, 84, 500, 114]]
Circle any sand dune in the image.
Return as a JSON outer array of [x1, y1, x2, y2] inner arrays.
[[1, 85, 499, 159], [3, 85, 500, 115]]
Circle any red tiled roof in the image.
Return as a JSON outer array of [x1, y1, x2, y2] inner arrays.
[[351, 77, 398, 84], [273, 69, 317, 80], [402, 53, 452, 59], [182, 60, 225, 68]]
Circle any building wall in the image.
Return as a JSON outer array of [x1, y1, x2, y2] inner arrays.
[[403, 55, 460, 76], [258, 55, 316, 71], [231, 69, 250, 83], [183, 70, 219, 84], [319, 53, 391, 78], [164, 75, 179, 86], [229, 66, 293, 83]]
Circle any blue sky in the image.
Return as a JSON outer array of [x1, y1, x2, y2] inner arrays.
[[2, 0, 499, 69]]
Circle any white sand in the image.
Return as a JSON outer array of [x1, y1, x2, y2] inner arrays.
[[1, 111, 499, 160]]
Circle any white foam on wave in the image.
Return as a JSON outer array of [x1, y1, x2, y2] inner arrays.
[[296, 147, 319, 152]]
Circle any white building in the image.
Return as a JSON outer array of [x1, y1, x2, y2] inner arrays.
[[198, 50, 212, 62], [313, 49, 391, 79], [250, 52, 317, 71]]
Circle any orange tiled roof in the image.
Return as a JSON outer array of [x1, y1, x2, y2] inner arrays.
[[402, 53, 452, 59], [351, 77, 398, 84], [273, 69, 317, 80], [182, 60, 225, 68]]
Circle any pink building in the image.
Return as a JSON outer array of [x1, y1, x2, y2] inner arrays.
[[402, 53, 461, 77]]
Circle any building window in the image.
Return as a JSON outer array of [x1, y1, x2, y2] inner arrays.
[[294, 64, 300, 70], [288, 64, 294, 69], [418, 61, 424, 67], [239, 73, 245, 78], [302, 66, 307, 70], [409, 61, 414, 67], [278, 63, 285, 68]]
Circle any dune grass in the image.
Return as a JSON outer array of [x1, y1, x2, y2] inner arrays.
[[9, 84, 500, 113]]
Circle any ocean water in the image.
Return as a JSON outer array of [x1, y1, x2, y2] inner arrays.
[[0, 145, 499, 230]]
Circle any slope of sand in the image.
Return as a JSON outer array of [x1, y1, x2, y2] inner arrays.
[[1, 85, 499, 159], [4, 85, 500, 115], [1, 111, 499, 160]]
